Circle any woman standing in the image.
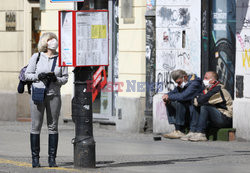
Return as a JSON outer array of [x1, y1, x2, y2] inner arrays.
[[25, 32, 68, 168]]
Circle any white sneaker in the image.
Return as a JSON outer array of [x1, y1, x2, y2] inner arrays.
[[163, 130, 185, 139], [189, 133, 208, 142], [180, 132, 196, 141]]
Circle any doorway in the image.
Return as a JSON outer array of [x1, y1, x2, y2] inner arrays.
[[31, 7, 41, 54], [201, 0, 236, 98]]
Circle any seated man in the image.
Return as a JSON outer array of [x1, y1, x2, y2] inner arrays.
[[189, 71, 233, 142], [162, 70, 202, 139]]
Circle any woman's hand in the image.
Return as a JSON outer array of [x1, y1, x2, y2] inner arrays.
[[47, 72, 57, 82], [38, 73, 47, 80]]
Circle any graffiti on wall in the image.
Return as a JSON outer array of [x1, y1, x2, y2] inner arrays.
[[156, 50, 192, 93], [156, 51, 176, 71], [236, 32, 250, 69], [157, 51, 192, 71], [155, 0, 201, 94], [242, 49, 250, 68], [157, 7, 190, 28], [156, 71, 175, 93], [157, 28, 184, 49], [202, 10, 208, 37], [243, 17, 250, 28]]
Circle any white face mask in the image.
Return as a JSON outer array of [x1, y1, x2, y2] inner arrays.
[[203, 79, 212, 88], [47, 38, 58, 50], [180, 81, 187, 88]]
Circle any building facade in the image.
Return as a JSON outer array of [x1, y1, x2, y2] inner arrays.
[[1, 0, 250, 141], [0, 0, 74, 121]]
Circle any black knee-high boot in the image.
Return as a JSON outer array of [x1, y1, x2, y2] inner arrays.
[[30, 133, 41, 168], [48, 134, 58, 167]]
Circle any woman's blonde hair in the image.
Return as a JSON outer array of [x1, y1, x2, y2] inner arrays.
[[37, 32, 58, 52]]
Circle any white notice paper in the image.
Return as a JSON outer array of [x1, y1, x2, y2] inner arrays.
[[76, 11, 108, 66], [60, 12, 73, 66]]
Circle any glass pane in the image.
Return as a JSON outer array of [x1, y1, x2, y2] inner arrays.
[[209, 0, 236, 97]]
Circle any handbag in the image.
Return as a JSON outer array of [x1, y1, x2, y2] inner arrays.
[[32, 82, 46, 104], [32, 56, 57, 104]]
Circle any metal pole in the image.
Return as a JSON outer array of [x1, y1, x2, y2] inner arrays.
[[144, 1, 156, 132], [71, 1, 96, 168], [72, 67, 96, 168]]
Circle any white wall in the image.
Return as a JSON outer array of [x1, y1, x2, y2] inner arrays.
[[153, 0, 201, 133], [234, 0, 250, 140], [155, 0, 201, 94]]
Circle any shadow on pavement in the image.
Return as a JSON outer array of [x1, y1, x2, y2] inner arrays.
[[61, 155, 226, 168], [99, 155, 226, 168]]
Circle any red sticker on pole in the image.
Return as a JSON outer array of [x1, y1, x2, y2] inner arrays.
[[92, 66, 107, 102]]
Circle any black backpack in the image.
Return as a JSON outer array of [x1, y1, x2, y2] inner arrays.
[[17, 53, 41, 94]]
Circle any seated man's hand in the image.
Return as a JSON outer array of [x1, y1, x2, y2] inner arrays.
[[162, 94, 169, 102], [193, 97, 199, 107]]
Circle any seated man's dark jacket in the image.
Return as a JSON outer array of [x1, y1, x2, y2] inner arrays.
[[168, 74, 203, 102], [193, 82, 233, 118]]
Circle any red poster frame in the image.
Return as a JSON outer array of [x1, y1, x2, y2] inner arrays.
[[58, 10, 109, 67]]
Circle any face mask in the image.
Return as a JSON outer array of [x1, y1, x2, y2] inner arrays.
[[203, 79, 212, 88], [47, 38, 58, 50], [180, 81, 187, 88]]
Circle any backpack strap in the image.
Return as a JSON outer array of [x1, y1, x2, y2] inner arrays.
[[51, 56, 58, 72], [36, 52, 41, 64]]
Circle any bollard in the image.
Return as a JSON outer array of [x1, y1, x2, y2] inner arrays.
[[72, 68, 96, 168]]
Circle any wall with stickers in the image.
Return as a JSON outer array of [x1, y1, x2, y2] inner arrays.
[[234, 0, 250, 141], [153, 0, 201, 133], [155, 0, 201, 94]]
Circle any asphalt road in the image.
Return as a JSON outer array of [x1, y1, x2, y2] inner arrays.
[[0, 121, 250, 173]]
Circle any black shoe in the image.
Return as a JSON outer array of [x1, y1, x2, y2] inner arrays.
[[48, 157, 57, 167], [48, 134, 58, 167], [30, 134, 41, 168], [32, 157, 40, 168]]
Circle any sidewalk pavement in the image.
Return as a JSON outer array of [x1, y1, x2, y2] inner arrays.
[[0, 120, 250, 173]]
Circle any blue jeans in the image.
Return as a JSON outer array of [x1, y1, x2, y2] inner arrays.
[[166, 101, 199, 132], [196, 105, 232, 133]]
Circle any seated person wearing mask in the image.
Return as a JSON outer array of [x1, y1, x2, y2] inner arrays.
[[162, 70, 202, 139], [189, 71, 233, 142]]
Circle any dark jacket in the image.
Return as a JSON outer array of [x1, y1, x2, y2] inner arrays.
[[168, 74, 203, 102], [194, 83, 233, 118]]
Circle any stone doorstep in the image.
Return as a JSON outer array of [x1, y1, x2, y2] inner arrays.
[[207, 128, 236, 141]]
